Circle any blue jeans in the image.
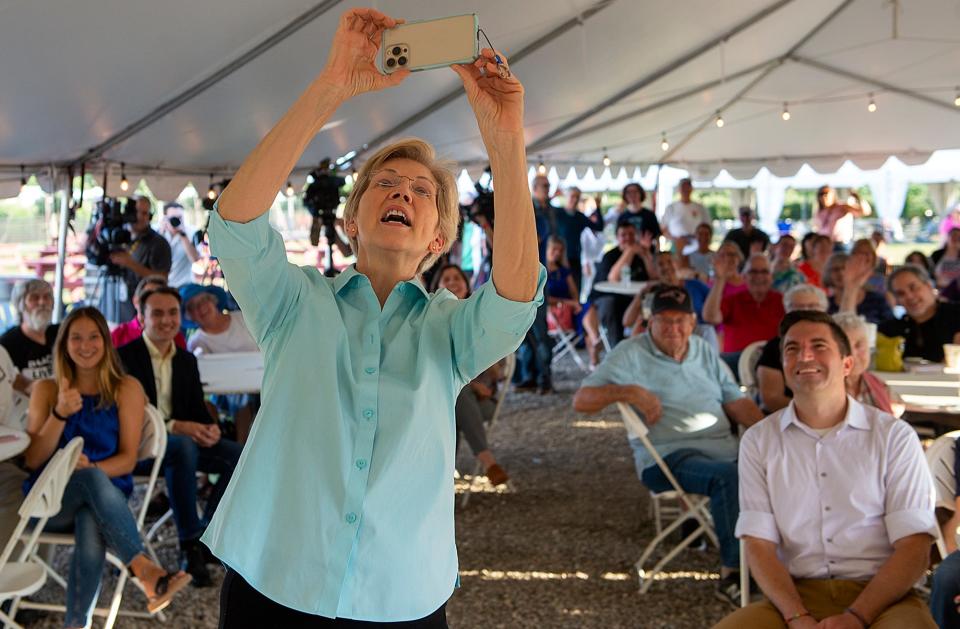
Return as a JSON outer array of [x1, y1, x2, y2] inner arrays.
[[931, 550, 960, 627], [44, 468, 144, 628], [514, 299, 553, 388], [640, 448, 740, 568]]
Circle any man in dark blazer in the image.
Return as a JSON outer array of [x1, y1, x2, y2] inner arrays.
[[119, 286, 242, 587]]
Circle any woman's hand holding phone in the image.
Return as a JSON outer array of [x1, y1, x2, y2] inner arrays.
[[452, 48, 524, 141], [321, 8, 410, 99]]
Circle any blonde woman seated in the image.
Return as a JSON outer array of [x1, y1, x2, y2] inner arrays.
[[24, 307, 190, 628], [833, 312, 904, 417]]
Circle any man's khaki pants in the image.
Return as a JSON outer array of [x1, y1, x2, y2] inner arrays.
[[713, 579, 936, 628]]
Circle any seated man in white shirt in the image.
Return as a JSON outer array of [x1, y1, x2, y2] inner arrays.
[[0, 345, 28, 548], [716, 310, 937, 628], [182, 285, 259, 444]]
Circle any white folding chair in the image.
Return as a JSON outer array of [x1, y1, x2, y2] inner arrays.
[[1, 437, 83, 629], [738, 340, 767, 397], [459, 354, 515, 508], [616, 402, 719, 593], [926, 430, 960, 559], [547, 310, 588, 372], [17, 404, 168, 628]]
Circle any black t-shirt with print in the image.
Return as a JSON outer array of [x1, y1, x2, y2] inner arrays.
[[0, 324, 59, 382], [877, 301, 960, 363]]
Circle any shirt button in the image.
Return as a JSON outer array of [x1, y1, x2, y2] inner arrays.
[[826, 538, 833, 543], [345, 512, 357, 524], [824, 506, 831, 511], [365, 367, 376, 375], [356, 458, 367, 469], [363, 409, 374, 419], [820, 472, 827, 477]]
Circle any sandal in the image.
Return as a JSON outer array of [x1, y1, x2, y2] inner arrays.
[[131, 568, 193, 614]]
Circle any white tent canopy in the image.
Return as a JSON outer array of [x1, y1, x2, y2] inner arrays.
[[2, 0, 960, 200]]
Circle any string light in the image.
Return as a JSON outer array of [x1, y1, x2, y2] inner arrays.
[[537, 157, 546, 175], [781, 102, 791, 121], [119, 162, 129, 192], [351, 168, 358, 183], [602, 149, 611, 167], [714, 111, 724, 128], [285, 181, 295, 197], [660, 132, 669, 152], [207, 173, 216, 200], [867, 93, 877, 113], [954, 86, 959, 107], [19, 165, 27, 192]]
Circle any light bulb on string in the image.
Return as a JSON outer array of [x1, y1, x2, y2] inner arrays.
[[207, 174, 217, 200], [602, 149, 611, 167], [285, 181, 295, 197], [867, 93, 877, 113], [119, 162, 129, 192], [537, 157, 546, 175], [781, 102, 791, 121], [715, 111, 724, 128], [19, 165, 27, 193], [660, 132, 669, 152], [351, 168, 358, 183], [954, 87, 959, 107]]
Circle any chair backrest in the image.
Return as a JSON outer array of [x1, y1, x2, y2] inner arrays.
[[738, 340, 767, 390], [487, 354, 516, 431], [1, 437, 84, 567], [134, 404, 168, 529], [926, 430, 960, 558]]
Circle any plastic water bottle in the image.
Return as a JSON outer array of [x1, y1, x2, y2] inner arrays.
[[621, 267, 631, 286]]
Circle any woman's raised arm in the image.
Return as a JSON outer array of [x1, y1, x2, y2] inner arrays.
[[218, 8, 409, 224], [453, 49, 539, 302]]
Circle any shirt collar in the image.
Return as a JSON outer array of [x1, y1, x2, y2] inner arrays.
[[333, 264, 429, 301], [640, 333, 692, 363], [142, 333, 175, 361], [779, 395, 870, 433]]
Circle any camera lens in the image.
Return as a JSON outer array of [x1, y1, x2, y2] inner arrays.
[[168, 216, 181, 228], [398, 56, 407, 66], [386, 58, 396, 68], [392, 46, 401, 56]]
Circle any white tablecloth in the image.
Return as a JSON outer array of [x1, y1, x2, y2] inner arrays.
[[875, 366, 960, 412], [0, 425, 29, 462], [197, 352, 264, 395], [592, 281, 648, 296]]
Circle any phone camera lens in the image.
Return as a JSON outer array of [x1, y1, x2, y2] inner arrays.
[[392, 46, 401, 56], [398, 56, 407, 66], [386, 58, 396, 68]]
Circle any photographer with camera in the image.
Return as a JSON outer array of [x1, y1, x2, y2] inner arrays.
[[160, 202, 200, 288]]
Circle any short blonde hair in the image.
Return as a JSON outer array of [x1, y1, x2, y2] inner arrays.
[[343, 138, 460, 273]]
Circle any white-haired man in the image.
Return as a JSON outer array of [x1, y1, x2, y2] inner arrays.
[[0, 279, 58, 395]]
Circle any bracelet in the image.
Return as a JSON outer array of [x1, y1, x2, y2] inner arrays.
[[784, 611, 811, 624], [51, 407, 69, 422], [845, 607, 869, 628]]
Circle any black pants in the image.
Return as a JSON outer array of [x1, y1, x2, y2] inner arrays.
[[219, 569, 449, 629]]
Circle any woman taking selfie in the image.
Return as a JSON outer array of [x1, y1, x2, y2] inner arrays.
[[202, 8, 542, 628], [24, 307, 190, 628]]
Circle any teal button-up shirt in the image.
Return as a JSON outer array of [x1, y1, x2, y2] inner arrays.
[[201, 209, 544, 621]]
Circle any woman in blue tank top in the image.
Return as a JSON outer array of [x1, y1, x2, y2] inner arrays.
[[23, 307, 190, 628]]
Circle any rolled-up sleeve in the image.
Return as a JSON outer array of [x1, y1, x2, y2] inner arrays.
[[450, 266, 546, 384], [883, 421, 937, 543], [207, 208, 306, 345], [735, 427, 781, 543]]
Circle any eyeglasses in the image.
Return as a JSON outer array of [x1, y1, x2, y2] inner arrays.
[[370, 171, 438, 200]]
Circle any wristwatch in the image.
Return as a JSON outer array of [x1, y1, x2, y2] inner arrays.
[[51, 407, 69, 422]]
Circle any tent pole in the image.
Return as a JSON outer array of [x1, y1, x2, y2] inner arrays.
[[53, 166, 71, 323], [660, 0, 857, 162], [791, 55, 960, 114], [527, 0, 796, 152], [71, 0, 344, 165]]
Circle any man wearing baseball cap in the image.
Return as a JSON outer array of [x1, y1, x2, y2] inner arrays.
[[574, 285, 763, 606]]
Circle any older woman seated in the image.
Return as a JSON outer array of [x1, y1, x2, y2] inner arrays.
[[833, 312, 904, 416], [432, 265, 508, 486]]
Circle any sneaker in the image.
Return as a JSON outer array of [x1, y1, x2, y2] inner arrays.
[[714, 573, 742, 609], [180, 540, 213, 588], [513, 380, 537, 392], [485, 464, 509, 486]]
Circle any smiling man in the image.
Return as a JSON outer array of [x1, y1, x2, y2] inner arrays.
[[574, 285, 763, 605], [716, 310, 937, 628]]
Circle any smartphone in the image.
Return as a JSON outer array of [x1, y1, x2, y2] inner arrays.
[[380, 13, 478, 74]]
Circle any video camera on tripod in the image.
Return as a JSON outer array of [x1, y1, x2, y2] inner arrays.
[[304, 158, 346, 249], [85, 196, 137, 273], [462, 166, 495, 228]]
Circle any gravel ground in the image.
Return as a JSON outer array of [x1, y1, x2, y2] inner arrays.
[[19, 354, 732, 628]]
